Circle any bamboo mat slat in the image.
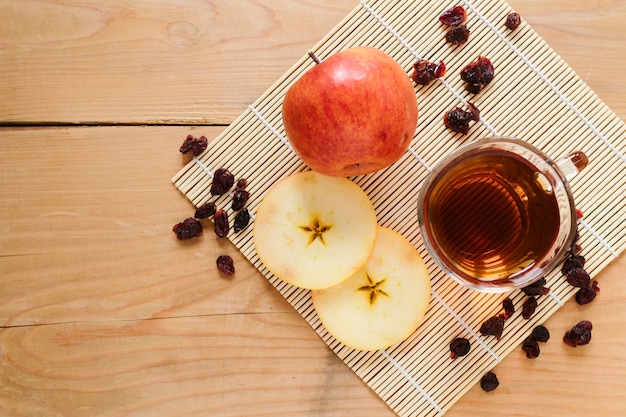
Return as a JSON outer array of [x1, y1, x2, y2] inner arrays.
[[172, 0, 626, 415]]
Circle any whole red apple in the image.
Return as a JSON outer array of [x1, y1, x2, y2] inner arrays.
[[282, 46, 418, 177]]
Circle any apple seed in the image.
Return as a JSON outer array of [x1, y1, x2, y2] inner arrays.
[[299, 217, 332, 246], [357, 273, 389, 305]]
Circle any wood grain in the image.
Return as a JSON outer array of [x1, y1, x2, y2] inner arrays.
[[1, 0, 625, 125], [0, 0, 355, 125], [1, 0, 626, 416]]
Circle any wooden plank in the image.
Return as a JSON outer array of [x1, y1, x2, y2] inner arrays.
[[0, 0, 355, 125], [0, 126, 287, 325], [1, 0, 625, 125], [0, 315, 394, 417]]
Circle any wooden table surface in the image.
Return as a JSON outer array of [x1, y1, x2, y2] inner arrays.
[[1, 1, 625, 416]]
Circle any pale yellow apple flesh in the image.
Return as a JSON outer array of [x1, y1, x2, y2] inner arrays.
[[253, 171, 377, 290], [312, 226, 431, 351]]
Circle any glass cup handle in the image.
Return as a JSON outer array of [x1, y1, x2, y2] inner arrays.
[[555, 151, 589, 181]]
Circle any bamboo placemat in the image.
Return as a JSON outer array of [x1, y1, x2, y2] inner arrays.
[[172, 0, 626, 415]]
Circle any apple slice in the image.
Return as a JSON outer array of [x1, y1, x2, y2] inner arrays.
[[312, 226, 431, 351], [253, 170, 377, 290]]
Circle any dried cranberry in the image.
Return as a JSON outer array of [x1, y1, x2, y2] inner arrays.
[[191, 136, 208, 156], [434, 61, 447, 78], [179, 134, 195, 154], [476, 56, 494, 84], [172, 217, 203, 240], [466, 101, 481, 121], [480, 372, 499, 392], [195, 201, 217, 219], [449, 337, 471, 359], [522, 296, 538, 320], [563, 320, 592, 347], [566, 267, 591, 288], [479, 316, 505, 340], [500, 297, 515, 320], [210, 168, 235, 196], [213, 209, 230, 238], [443, 106, 475, 134], [236, 178, 248, 190], [465, 82, 482, 94], [445, 25, 470, 46], [561, 254, 585, 275], [233, 208, 250, 233], [576, 208, 584, 219], [439, 5, 467, 26], [216, 255, 235, 275], [522, 336, 540, 359], [570, 243, 583, 256], [231, 190, 250, 211], [460, 56, 494, 93], [521, 277, 550, 296], [531, 325, 550, 343], [412, 59, 446, 85], [576, 281, 600, 305], [505, 12, 521, 30], [460, 65, 481, 84], [179, 135, 208, 156]]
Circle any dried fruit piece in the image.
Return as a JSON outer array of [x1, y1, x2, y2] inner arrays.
[[213, 209, 230, 238], [192, 136, 208, 156], [210, 168, 235, 196], [172, 217, 203, 240], [232, 190, 250, 211], [412, 59, 446, 86], [531, 325, 550, 343], [449, 337, 471, 359], [521, 277, 550, 296], [179, 135, 208, 156], [444, 107, 471, 134], [522, 336, 540, 359], [179, 134, 195, 154], [445, 25, 470, 45], [216, 255, 235, 275], [500, 297, 515, 320], [434, 62, 447, 78], [576, 208, 584, 219], [460, 56, 495, 93], [477, 56, 495, 84], [439, 5, 467, 26], [576, 281, 600, 305], [522, 296, 538, 320], [443, 103, 480, 134], [465, 82, 482, 94], [479, 316, 505, 340], [480, 372, 499, 392], [566, 267, 591, 288], [233, 208, 251, 233], [563, 320, 593, 347], [505, 12, 521, 30], [236, 178, 248, 190], [561, 254, 585, 275], [466, 101, 481, 121], [195, 201, 217, 219]]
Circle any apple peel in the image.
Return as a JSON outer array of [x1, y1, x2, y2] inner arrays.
[[282, 46, 418, 177]]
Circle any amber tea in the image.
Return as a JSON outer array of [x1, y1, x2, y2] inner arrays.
[[427, 151, 560, 280], [418, 138, 586, 292]]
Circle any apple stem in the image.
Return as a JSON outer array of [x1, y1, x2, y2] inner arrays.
[[307, 50, 321, 64]]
